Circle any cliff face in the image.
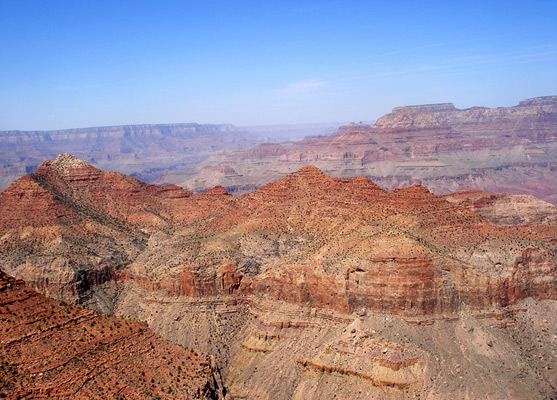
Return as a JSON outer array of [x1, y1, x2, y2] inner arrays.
[[1, 156, 555, 316], [0, 122, 263, 193], [180, 96, 557, 205], [0, 270, 226, 399], [1, 156, 556, 399]]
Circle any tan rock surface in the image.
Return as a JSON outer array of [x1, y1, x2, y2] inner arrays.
[[442, 190, 557, 226], [1, 156, 556, 398]]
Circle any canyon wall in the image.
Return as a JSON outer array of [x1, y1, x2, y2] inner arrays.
[[179, 96, 557, 205], [1, 156, 556, 398]]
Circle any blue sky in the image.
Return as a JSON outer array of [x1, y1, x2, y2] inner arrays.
[[1, 0, 556, 130]]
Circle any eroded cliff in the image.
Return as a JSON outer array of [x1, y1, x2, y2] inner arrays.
[[179, 96, 557, 205], [0, 270, 226, 399], [1, 156, 556, 399]]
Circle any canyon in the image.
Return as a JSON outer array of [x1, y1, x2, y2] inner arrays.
[[176, 96, 557, 205], [0, 154, 556, 398], [3, 97, 555, 209], [0, 122, 340, 193]]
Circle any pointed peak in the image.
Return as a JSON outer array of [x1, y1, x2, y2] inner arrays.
[[296, 165, 325, 178], [47, 153, 90, 172], [200, 185, 230, 197]]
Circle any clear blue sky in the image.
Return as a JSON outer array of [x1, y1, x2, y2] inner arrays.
[[1, 0, 556, 130]]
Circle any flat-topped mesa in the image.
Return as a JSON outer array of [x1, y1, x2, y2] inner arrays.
[[177, 96, 557, 200], [373, 111, 443, 129], [336, 122, 372, 131], [0, 123, 240, 144], [392, 103, 457, 114], [518, 95, 557, 107], [373, 96, 557, 134]]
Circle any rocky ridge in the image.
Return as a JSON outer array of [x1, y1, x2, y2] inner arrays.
[[1, 155, 556, 314], [178, 96, 557, 205], [0, 156, 556, 399], [0, 269, 226, 399]]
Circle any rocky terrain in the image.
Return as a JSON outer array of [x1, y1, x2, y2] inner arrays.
[[0, 122, 341, 193], [0, 123, 253, 192], [178, 96, 557, 205], [0, 155, 556, 399], [0, 269, 226, 399], [442, 191, 557, 226]]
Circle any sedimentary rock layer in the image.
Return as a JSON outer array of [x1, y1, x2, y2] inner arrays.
[[0, 270, 226, 399], [179, 96, 557, 204], [1, 155, 556, 399], [1, 155, 555, 317]]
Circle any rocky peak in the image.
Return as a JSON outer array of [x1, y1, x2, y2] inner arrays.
[[296, 165, 326, 179], [200, 185, 230, 197], [48, 153, 90, 172], [33, 153, 101, 187]]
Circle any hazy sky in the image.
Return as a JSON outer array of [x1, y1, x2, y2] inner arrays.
[[1, 1, 556, 130]]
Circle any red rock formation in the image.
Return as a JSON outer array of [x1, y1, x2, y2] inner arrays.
[[1, 157, 556, 317], [31, 153, 194, 228], [0, 270, 226, 399], [180, 96, 557, 205]]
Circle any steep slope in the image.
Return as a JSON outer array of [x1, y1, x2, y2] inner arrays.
[[1, 156, 556, 399], [30, 153, 194, 228], [0, 154, 178, 306], [0, 270, 226, 399], [180, 96, 557, 204], [442, 190, 557, 226]]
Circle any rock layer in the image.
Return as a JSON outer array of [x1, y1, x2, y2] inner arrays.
[[1, 156, 556, 399], [1, 156, 555, 317], [180, 96, 557, 205], [0, 270, 226, 399], [0, 122, 341, 193]]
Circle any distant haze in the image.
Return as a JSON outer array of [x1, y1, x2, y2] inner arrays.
[[0, 1, 556, 130]]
